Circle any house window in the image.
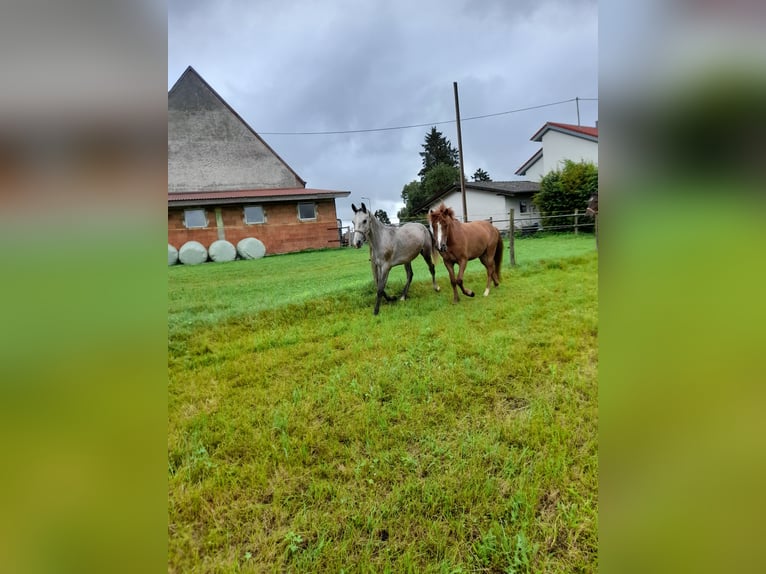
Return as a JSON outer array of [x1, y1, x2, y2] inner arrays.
[[297, 202, 316, 220], [519, 200, 528, 214], [184, 209, 207, 228], [244, 205, 265, 224]]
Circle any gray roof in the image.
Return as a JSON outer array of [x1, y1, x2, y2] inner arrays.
[[414, 180, 539, 214], [168, 66, 306, 193], [458, 181, 540, 194]]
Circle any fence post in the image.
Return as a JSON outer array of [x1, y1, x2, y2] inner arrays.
[[595, 213, 599, 252], [509, 208, 516, 267], [574, 209, 579, 235]]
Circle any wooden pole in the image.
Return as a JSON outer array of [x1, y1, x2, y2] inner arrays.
[[453, 81, 468, 222], [595, 213, 599, 252], [509, 208, 516, 267], [576, 96, 581, 126], [574, 208, 579, 235]]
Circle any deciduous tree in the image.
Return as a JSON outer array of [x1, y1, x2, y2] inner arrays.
[[398, 180, 427, 221]]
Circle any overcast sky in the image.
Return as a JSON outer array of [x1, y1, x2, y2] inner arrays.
[[168, 0, 597, 224]]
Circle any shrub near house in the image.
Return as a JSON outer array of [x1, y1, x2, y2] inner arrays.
[[533, 160, 598, 230]]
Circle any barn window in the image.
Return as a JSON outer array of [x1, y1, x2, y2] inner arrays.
[[297, 202, 316, 220], [184, 209, 207, 228], [519, 200, 528, 214], [244, 205, 265, 224]]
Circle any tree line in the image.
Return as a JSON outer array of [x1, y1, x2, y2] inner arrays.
[[386, 126, 597, 226], [396, 127, 492, 222]]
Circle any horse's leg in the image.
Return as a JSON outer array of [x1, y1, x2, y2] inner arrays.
[[443, 260, 460, 303], [371, 257, 394, 302], [370, 255, 377, 285], [483, 261, 494, 296], [382, 265, 397, 302], [374, 265, 393, 315], [421, 250, 440, 292], [400, 262, 414, 300], [479, 251, 495, 296], [456, 259, 475, 298]]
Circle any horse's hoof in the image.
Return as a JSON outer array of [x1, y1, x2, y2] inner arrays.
[[483, 288, 490, 296], [435, 286, 441, 292], [467, 292, 475, 297]]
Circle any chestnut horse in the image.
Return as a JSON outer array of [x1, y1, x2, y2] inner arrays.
[[428, 204, 503, 303]]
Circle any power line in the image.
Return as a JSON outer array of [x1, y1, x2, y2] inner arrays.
[[258, 97, 598, 135]]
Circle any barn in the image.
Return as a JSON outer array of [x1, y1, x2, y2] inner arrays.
[[168, 66, 350, 255]]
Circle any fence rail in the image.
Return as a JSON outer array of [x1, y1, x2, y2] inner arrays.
[[346, 209, 598, 263]]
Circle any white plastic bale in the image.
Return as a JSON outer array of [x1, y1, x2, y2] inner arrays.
[[208, 239, 237, 262], [178, 241, 208, 265], [168, 244, 179, 266], [236, 237, 266, 259]]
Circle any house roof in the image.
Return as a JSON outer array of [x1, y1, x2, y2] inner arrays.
[[169, 66, 307, 191], [168, 187, 350, 207], [530, 121, 598, 143], [414, 180, 539, 214], [515, 122, 598, 176], [514, 148, 543, 176]]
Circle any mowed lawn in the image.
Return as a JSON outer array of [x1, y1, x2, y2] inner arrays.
[[168, 234, 598, 573]]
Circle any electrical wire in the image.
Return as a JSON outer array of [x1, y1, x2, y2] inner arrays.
[[258, 97, 598, 135]]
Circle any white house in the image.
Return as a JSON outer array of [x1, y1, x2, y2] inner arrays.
[[515, 122, 598, 180], [416, 180, 540, 232]]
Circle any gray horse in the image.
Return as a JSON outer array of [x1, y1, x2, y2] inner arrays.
[[351, 203, 440, 315]]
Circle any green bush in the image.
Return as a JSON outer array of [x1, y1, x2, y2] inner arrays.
[[533, 160, 598, 231]]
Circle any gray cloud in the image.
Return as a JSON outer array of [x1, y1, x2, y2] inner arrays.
[[169, 0, 597, 223]]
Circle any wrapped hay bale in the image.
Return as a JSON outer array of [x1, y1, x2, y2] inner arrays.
[[236, 237, 266, 260], [168, 244, 179, 266], [208, 239, 236, 262], [178, 241, 208, 265]]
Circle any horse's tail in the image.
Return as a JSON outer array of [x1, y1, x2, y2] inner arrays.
[[426, 226, 440, 265], [495, 232, 503, 281]]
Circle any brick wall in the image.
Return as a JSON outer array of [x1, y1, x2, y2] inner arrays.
[[168, 199, 342, 255]]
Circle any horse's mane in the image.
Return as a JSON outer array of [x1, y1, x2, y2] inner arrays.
[[429, 203, 455, 222]]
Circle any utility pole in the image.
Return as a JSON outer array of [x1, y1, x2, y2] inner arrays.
[[576, 96, 581, 126], [453, 81, 468, 222]]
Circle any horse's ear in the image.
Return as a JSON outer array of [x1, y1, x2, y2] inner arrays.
[[351, 203, 358, 213], [361, 202, 368, 213]]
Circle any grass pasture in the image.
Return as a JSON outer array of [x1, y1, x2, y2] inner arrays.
[[168, 235, 598, 573]]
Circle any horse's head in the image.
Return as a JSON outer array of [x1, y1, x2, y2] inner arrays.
[[351, 202, 371, 248], [585, 193, 598, 217], [428, 204, 454, 252]]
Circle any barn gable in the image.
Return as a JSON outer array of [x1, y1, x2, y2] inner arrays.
[[168, 66, 305, 193]]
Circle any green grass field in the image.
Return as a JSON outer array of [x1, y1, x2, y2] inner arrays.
[[168, 234, 598, 573]]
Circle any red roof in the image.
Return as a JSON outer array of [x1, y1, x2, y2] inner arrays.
[[530, 122, 598, 142], [168, 187, 350, 202]]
